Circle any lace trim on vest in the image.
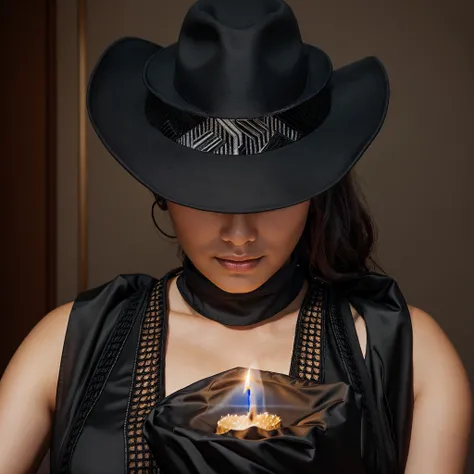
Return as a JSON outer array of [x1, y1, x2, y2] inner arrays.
[[59, 288, 146, 474], [125, 278, 165, 474], [289, 279, 326, 382]]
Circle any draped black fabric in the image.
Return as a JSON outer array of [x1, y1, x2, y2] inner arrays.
[[143, 367, 365, 474], [336, 274, 414, 471], [49, 270, 413, 474]]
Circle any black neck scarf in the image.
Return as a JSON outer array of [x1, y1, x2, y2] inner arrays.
[[176, 253, 308, 327]]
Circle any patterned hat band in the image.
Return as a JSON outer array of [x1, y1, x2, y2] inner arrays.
[[145, 89, 332, 156]]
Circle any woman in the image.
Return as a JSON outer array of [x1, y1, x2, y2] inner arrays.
[[0, 0, 471, 472]]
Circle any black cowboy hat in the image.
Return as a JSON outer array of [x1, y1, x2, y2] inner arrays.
[[87, 0, 389, 213]]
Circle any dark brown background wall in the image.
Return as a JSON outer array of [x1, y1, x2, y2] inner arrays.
[[0, 0, 472, 473]]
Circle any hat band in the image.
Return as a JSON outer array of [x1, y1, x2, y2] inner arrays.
[[144, 89, 331, 156]]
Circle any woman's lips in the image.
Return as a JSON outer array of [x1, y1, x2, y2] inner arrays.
[[216, 257, 263, 272]]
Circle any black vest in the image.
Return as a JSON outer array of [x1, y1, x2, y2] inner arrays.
[[50, 269, 413, 474]]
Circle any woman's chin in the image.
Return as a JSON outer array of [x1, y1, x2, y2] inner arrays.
[[211, 273, 266, 294]]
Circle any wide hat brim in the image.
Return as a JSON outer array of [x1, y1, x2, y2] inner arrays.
[[87, 37, 389, 213]]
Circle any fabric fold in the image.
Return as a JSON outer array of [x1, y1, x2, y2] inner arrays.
[[336, 272, 414, 472], [143, 367, 366, 474]]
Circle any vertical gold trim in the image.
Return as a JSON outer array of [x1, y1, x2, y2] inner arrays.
[[78, 0, 88, 291]]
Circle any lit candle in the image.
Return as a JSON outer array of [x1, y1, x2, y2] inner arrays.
[[244, 368, 257, 421], [216, 368, 281, 435]]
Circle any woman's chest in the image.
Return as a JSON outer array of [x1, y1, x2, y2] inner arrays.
[[163, 309, 300, 397]]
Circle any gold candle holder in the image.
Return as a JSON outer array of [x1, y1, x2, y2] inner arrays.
[[216, 368, 281, 435], [216, 412, 281, 434]]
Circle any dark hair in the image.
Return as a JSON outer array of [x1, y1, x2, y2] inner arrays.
[[299, 172, 382, 282], [152, 171, 382, 283]]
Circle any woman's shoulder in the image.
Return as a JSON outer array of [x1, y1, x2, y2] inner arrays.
[[0, 300, 76, 471], [0, 271, 154, 410], [24, 273, 159, 409], [404, 305, 472, 472], [407, 305, 471, 402], [28, 274, 157, 409], [0, 300, 74, 423]]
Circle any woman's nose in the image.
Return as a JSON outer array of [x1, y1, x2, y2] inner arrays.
[[220, 214, 257, 246]]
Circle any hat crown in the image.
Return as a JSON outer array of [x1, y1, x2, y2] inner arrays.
[[173, 0, 308, 116]]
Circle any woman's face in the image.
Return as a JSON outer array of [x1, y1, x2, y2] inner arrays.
[[167, 201, 310, 293]]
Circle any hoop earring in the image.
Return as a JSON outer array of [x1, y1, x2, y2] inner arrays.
[[151, 201, 177, 239]]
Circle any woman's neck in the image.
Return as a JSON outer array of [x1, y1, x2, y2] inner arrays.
[[175, 254, 308, 327]]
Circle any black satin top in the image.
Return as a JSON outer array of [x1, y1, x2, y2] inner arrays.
[[50, 270, 413, 474]]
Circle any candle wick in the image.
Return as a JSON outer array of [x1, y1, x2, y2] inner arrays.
[[246, 386, 257, 422]]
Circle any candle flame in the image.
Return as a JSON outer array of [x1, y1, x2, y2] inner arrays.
[[244, 368, 257, 420], [244, 368, 251, 393]]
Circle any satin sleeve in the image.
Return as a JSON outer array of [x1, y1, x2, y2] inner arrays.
[[337, 272, 414, 472], [49, 273, 155, 472]]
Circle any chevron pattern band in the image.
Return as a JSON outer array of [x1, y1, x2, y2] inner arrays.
[[176, 116, 301, 155], [144, 89, 331, 156]]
